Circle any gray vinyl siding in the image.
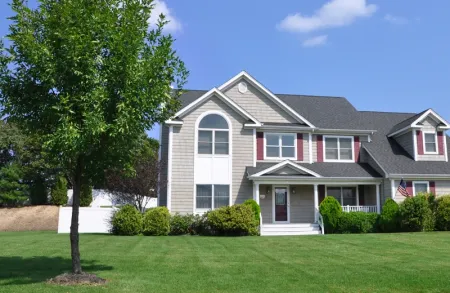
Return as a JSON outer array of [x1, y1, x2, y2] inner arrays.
[[290, 185, 315, 223], [312, 135, 318, 162], [395, 131, 415, 159], [259, 185, 272, 224], [170, 95, 253, 214], [435, 181, 450, 196], [223, 80, 298, 123], [417, 117, 446, 161], [159, 125, 169, 207], [302, 133, 310, 163]]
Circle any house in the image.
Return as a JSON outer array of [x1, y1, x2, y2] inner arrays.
[[158, 71, 450, 235]]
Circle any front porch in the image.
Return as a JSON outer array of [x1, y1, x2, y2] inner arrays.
[[253, 183, 381, 236]]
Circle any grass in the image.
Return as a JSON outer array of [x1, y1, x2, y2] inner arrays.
[[1, 232, 450, 292]]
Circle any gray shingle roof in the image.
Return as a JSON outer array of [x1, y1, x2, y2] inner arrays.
[[246, 162, 382, 178], [388, 109, 428, 135]]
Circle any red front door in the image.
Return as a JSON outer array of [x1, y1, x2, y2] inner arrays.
[[275, 187, 288, 222]]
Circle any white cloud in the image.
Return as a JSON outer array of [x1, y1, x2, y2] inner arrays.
[[302, 35, 328, 47], [277, 0, 377, 33], [148, 0, 182, 33], [384, 14, 408, 25]]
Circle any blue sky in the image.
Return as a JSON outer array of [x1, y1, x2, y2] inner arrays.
[[1, 0, 450, 139]]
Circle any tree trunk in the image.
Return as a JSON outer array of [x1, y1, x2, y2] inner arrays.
[[70, 157, 83, 274]]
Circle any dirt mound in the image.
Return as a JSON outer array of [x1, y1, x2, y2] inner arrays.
[[47, 273, 107, 286], [0, 205, 59, 231]]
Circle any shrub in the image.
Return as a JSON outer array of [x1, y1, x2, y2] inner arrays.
[[319, 196, 342, 234], [190, 214, 211, 236], [111, 204, 142, 236], [337, 212, 378, 234], [50, 176, 68, 206], [399, 195, 435, 232], [243, 199, 261, 223], [207, 204, 257, 236], [170, 213, 195, 235], [378, 199, 400, 233], [80, 184, 93, 207], [436, 196, 450, 231], [142, 207, 170, 236]]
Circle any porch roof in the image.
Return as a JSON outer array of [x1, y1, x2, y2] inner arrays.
[[246, 162, 382, 178]]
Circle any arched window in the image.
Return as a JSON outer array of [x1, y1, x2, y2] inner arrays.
[[198, 114, 229, 155]]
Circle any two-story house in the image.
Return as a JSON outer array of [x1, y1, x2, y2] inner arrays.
[[159, 71, 450, 235]]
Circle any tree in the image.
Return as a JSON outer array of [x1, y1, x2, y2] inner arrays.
[[0, 162, 28, 206], [0, 0, 187, 278], [105, 137, 165, 212]]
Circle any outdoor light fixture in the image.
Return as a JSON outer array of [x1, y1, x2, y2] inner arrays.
[[260, 194, 266, 200], [292, 187, 296, 194], [266, 186, 271, 194]]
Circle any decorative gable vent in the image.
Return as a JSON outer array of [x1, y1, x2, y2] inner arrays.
[[238, 81, 248, 93]]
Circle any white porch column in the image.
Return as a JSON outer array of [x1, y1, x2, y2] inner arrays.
[[254, 182, 260, 205], [314, 184, 319, 222], [376, 184, 381, 214]]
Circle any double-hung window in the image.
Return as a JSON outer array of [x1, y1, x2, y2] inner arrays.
[[327, 187, 357, 206], [265, 133, 296, 159], [198, 114, 229, 155], [196, 184, 230, 210], [423, 132, 438, 154], [324, 136, 354, 162], [413, 182, 429, 196]]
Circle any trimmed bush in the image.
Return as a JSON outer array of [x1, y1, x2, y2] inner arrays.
[[337, 212, 378, 234], [399, 195, 435, 232], [50, 176, 68, 206], [436, 196, 450, 231], [378, 199, 400, 233], [207, 204, 257, 236], [111, 204, 142, 236], [80, 184, 93, 207], [170, 213, 195, 235], [243, 199, 261, 223], [319, 196, 342, 234], [142, 207, 170, 236], [190, 214, 211, 236]]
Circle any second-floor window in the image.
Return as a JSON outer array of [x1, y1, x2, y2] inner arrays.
[[324, 136, 354, 162], [198, 114, 229, 155], [423, 132, 438, 154], [265, 133, 296, 159]]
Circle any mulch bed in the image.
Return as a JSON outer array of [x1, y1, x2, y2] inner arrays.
[[47, 273, 107, 286]]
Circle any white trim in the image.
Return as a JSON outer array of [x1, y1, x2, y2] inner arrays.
[[376, 184, 381, 214], [412, 130, 418, 161], [253, 129, 256, 167], [444, 132, 448, 162], [315, 129, 377, 135], [251, 160, 322, 178], [423, 130, 439, 155], [166, 88, 261, 126], [251, 179, 382, 185], [254, 183, 260, 205], [272, 186, 290, 223], [165, 120, 183, 126], [323, 135, 355, 163], [391, 179, 396, 200], [218, 71, 316, 128], [167, 126, 173, 212], [193, 110, 233, 213], [309, 133, 313, 164], [313, 184, 319, 222], [390, 174, 450, 179], [412, 181, 430, 196], [157, 124, 162, 207], [411, 109, 450, 129], [194, 184, 232, 214], [264, 132, 297, 160]]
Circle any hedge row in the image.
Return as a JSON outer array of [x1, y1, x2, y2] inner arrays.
[[319, 194, 450, 234], [110, 199, 261, 236]]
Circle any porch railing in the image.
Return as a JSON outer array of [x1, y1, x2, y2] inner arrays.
[[342, 205, 377, 213], [317, 209, 325, 235]]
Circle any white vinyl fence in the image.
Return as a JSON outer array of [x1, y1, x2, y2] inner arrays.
[[58, 207, 115, 234]]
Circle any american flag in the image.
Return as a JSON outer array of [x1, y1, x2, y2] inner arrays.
[[398, 179, 410, 197]]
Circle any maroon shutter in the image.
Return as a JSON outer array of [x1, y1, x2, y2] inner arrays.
[[417, 130, 424, 155], [297, 133, 303, 161], [319, 185, 325, 204], [317, 135, 324, 162], [406, 181, 413, 196], [256, 132, 264, 160], [438, 132, 445, 155], [430, 181, 436, 195], [354, 136, 360, 162]]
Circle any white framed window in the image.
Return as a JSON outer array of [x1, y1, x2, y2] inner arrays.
[[264, 133, 296, 159], [423, 131, 438, 154], [196, 184, 230, 211], [413, 181, 429, 196], [324, 136, 354, 162], [197, 114, 229, 155], [326, 186, 358, 206]]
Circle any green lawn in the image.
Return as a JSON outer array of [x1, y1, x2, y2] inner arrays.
[[1, 232, 450, 293]]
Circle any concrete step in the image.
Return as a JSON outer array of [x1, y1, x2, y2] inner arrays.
[[260, 223, 322, 236], [261, 230, 321, 236]]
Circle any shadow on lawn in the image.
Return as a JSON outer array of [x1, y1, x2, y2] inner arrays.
[[0, 256, 113, 286]]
